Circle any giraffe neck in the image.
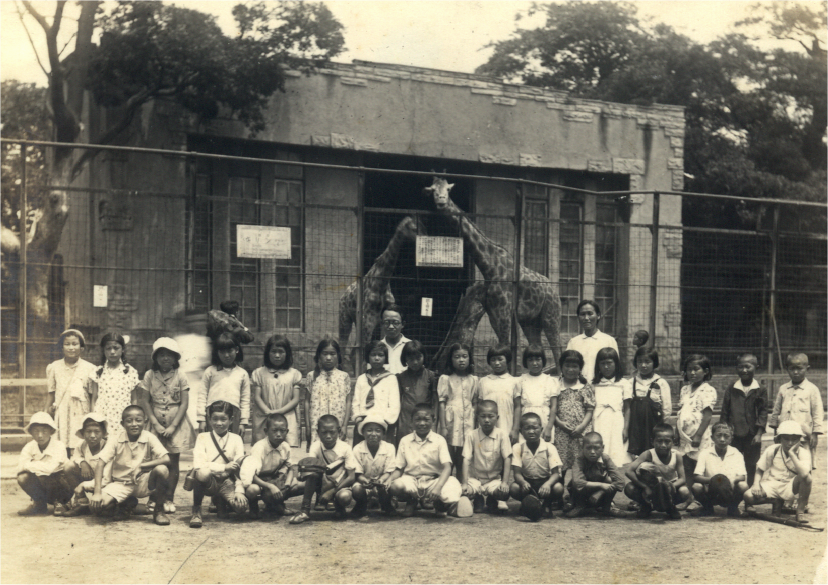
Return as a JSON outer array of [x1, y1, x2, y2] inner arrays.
[[369, 226, 408, 280], [441, 199, 507, 282]]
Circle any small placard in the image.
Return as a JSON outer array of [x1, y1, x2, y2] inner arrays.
[[237, 225, 292, 259], [93, 285, 108, 308], [421, 297, 433, 317], [415, 236, 463, 268]]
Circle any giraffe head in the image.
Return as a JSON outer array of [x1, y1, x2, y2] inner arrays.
[[423, 177, 455, 210], [397, 216, 426, 240]]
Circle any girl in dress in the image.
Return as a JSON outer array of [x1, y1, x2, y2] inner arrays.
[[89, 332, 140, 430], [251, 335, 303, 446], [591, 347, 632, 465], [304, 336, 352, 444], [351, 340, 400, 446], [518, 344, 559, 442], [46, 329, 97, 454], [198, 333, 251, 438], [139, 337, 196, 513], [627, 347, 672, 457], [676, 354, 717, 479], [554, 350, 595, 479], [438, 343, 479, 472]]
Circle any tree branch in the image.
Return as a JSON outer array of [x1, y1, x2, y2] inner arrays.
[[15, 2, 48, 77], [20, 0, 50, 33]]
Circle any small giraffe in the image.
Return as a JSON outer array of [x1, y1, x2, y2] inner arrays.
[[424, 177, 562, 365], [338, 216, 425, 358]]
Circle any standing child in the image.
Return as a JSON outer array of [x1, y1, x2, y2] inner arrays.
[[632, 330, 649, 350], [720, 354, 768, 484], [478, 344, 521, 445], [351, 413, 398, 517], [89, 332, 140, 431], [189, 401, 248, 528], [691, 422, 749, 517], [566, 432, 624, 517], [305, 337, 353, 444], [198, 333, 251, 439], [438, 343, 479, 472], [676, 354, 717, 480], [351, 341, 400, 446], [46, 329, 97, 453], [769, 353, 823, 470], [744, 420, 812, 523], [627, 347, 672, 458], [554, 350, 596, 480], [16, 412, 72, 516], [62, 412, 110, 517], [511, 412, 565, 519], [251, 335, 302, 447], [396, 340, 438, 446], [592, 347, 632, 465], [625, 422, 694, 520], [460, 400, 513, 514], [518, 344, 559, 443], [140, 337, 196, 513]]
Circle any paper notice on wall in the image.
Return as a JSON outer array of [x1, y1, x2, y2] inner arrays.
[[93, 285, 108, 308], [415, 236, 463, 268], [421, 298, 433, 317], [237, 225, 292, 259]]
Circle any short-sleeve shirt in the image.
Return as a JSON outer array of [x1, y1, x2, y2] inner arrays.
[[308, 438, 357, 483], [565, 330, 618, 383], [757, 444, 811, 484], [632, 374, 672, 416], [677, 382, 718, 459], [693, 446, 747, 483], [478, 373, 520, 434], [240, 437, 292, 487], [71, 439, 112, 483], [512, 439, 562, 480], [17, 438, 68, 476], [571, 453, 624, 492], [98, 429, 168, 485], [382, 335, 411, 374], [139, 369, 189, 408], [395, 430, 451, 478], [352, 440, 397, 479], [462, 427, 513, 482]]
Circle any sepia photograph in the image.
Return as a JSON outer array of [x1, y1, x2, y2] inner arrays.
[[1, 1, 826, 583]]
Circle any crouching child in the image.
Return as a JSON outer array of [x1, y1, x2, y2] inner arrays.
[[289, 415, 357, 524], [61, 412, 110, 517], [510, 412, 565, 519], [189, 401, 249, 528], [388, 403, 473, 518], [461, 400, 512, 514], [566, 431, 624, 518], [351, 413, 398, 517], [691, 422, 749, 517], [16, 412, 73, 516], [89, 405, 171, 525], [743, 420, 812, 523], [242, 413, 303, 520]]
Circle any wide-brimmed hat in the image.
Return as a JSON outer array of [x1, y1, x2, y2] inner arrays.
[[75, 412, 108, 439], [777, 420, 805, 438], [358, 413, 388, 435], [24, 412, 57, 434], [152, 337, 181, 360]]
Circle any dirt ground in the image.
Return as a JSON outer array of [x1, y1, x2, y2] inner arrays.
[[2, 444, 826, 585]]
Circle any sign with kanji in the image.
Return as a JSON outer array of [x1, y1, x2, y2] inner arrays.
[[416, 236, 463, 268], [237, 225, 292, 259]]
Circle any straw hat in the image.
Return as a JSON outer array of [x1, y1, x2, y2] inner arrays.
[[777, 420, 805, 437], [358, 413, 388, 435], [24, 412, 57, 434], [75, 412, 108, 439]]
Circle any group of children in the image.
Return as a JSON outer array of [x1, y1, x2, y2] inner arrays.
[[15, 325, 823, 527]]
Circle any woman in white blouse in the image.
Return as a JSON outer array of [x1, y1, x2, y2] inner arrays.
[[565, 300, 619, 383]]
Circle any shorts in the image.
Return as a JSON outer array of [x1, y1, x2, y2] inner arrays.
[[197, 473, 239, 502], [753, 478, 796, 503], [391, 475, 461, 505], [466, 477, 503, 497], [102, 473, 153, 503]]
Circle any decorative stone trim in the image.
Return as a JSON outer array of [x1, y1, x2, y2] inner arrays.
[[519, 154, 542, 167], [672, 170, 685, 191], [492, 96, 517, 106], [613, 158, 646, 175], [667, 157, 684, 170], [588, 160, 613, 173], [663, 231, 683, 258], [563, 111, 594, 123]]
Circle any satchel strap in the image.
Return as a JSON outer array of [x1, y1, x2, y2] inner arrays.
[[210, 431, 232, 464]]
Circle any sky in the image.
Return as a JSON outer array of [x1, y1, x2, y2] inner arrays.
[[0, 1, 820, 86]]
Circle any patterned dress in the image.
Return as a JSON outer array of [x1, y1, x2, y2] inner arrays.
[[554, 381, 596, 470], [307, 368, 352, 442], [47, 358, 97, 450], [677, 382, 718, 461], [89, 362, 139, 431], [438, 374, 479, 447]]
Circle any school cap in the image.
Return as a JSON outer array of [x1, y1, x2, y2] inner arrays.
[[59, 329, 85, 345], [152, 337, 181, 360], [75, 412, 108, 439], [519, 493, 543, 522], [708, 474, 734, 503], [777, 420, 805, 437], [358, 413, 388, 435], [24, 411, 57, 434]]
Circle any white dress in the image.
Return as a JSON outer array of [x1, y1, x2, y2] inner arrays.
[[592, 377, 632, 465], [47, 358, 97, 450]]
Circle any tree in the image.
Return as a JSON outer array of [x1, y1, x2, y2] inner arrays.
[[3, 0, 345, 335]]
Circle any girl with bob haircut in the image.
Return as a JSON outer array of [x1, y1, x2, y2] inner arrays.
[[251, 335, 303, 446]]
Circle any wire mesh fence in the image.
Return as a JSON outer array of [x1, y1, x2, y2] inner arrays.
[[1, 139, 825, 428]]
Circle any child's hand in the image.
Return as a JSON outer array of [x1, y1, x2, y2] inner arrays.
[[422, 483, 440, 502], [339, 427, 348, 441], [509, 429, 519, 445], [810, 434, 819, 450], [642, 486, 654, 504], [497, 481, 510, 498], [622, 428, 629, 443], [751, 433, 763, 446], [519, 480, 532, 495], [153, 422, 165, 435], [80, 461, 94, 480], [225, 461, 240, 474], [538, 483, 551, 498], [571, 428, 583, 439], [232, 493, 249, 513], [163, 425, 176, 438], [542, 429, 552, 442], [267, 484, 283, 501], [752, 484, 765, 500], [89, 493, 103, 511], [461, 483, 473, 497]]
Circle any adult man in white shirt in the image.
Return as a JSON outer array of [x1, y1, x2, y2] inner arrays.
[[380, 305, 410, 374]]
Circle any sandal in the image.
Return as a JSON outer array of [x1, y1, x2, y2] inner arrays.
[[289, 511, 311, 525]]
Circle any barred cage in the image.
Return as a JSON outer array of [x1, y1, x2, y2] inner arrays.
[[1, 139, 825, 429]]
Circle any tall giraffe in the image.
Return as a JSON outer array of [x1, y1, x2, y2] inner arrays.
[[424, 177, 562, 367], [338, 216, 425, 360]]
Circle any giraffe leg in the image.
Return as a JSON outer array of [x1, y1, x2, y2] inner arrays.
[[541, 298, 563, 370], [486, 286, 512, 345], [433, 282, 488, 372]]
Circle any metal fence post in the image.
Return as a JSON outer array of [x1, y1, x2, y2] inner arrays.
[[19, 143, 28, 381], [355, 170, 365, 377], [649, 192, 660, 352], [511, 182, 523, 375], [767, 204, 780, 374]]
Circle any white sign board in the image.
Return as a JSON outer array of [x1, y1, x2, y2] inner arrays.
[[93, 285, 108, 308], [415, 236, 464, 268], [421, 297, 433, 317], [237, 225, 292, 259]]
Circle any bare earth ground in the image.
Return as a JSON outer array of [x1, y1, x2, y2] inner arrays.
[[2, 443, 826, 585]]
